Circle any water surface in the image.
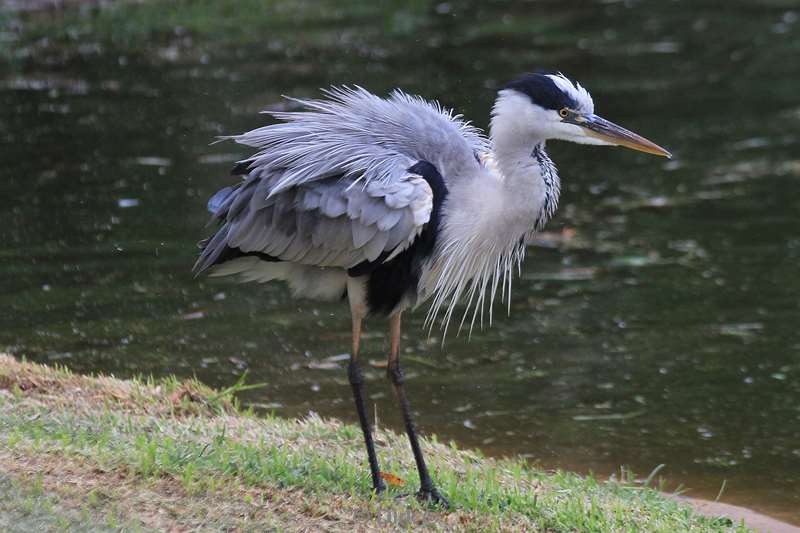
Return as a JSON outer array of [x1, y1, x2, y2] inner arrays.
[[2, 0, 799, 524]]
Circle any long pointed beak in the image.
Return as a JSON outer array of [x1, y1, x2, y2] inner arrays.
[[575, 113, 671, 158]]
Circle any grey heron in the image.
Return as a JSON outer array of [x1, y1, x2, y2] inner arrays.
[[194, 72, 670, 507]]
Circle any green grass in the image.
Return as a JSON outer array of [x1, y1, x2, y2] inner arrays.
[[0, 354, 752, 532], [0, 472, 142, 532]]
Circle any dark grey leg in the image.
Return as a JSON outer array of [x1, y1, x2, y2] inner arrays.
[[386, 313, 448, 508], [348, 314, 385, 494]]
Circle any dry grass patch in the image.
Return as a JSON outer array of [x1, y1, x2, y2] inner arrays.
[[0, 448, 370, 532], [0, 354, 753, 532], [0, 354, 235, 417]]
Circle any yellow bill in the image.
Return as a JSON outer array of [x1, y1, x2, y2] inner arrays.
[[573, 113, 672, 158]]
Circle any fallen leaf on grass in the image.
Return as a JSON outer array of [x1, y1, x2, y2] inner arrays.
[[380, 472, 406, 486]]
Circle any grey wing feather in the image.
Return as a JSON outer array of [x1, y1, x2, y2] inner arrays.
[[207, 185, 238, 215], [194, 172, 433, 273], [222, 86, 486, 195], [196, 85, 481, 275]]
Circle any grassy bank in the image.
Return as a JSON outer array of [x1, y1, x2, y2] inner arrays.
[[0, 354, 750, 532]]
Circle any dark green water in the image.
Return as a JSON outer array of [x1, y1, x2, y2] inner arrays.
[[2, 0, 799, 524]]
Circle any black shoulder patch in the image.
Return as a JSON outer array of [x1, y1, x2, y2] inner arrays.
[[502, 73, 577, 111]]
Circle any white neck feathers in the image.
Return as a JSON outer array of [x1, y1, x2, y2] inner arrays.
[[419, 92, 562, 336], [489, 90, 561, 227]]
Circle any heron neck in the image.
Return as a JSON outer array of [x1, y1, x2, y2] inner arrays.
[[489, 128, 560, 231]]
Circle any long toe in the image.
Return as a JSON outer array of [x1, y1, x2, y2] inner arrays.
[[416, 487, 449, 509]]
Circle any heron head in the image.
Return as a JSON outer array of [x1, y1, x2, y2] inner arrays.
[[493, 72, 670, 157]]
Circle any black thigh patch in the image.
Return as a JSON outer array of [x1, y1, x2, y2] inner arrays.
[[347, 160, 448, 316]]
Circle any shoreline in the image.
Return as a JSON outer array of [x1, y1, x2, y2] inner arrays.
[[669, 495, 800, 533], [0, 353, 792, 532], [675, 496, 800, 533]]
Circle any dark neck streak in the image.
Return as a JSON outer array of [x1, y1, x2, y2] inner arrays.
[[530, 143, 560, 231]]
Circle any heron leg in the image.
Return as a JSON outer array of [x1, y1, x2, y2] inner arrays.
[[348, 311, 386, 494], [386, 313, 448, 509]]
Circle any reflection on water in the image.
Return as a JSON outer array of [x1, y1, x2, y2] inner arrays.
[[1, 0, 799, 524]]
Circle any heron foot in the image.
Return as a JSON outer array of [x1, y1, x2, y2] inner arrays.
[[373, 478, 387, 495], [416, 486, 449, 509]]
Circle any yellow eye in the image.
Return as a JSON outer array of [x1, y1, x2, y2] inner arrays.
[[559, 108, 569, 118]]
